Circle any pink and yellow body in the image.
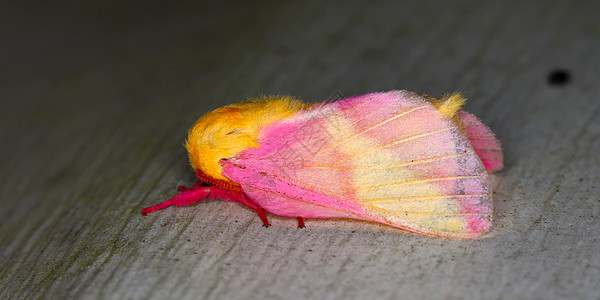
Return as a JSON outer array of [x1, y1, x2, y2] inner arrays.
[[141, 91, 503, 239]]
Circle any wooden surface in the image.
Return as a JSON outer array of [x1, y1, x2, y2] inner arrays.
[[1, 1, 599, 299]]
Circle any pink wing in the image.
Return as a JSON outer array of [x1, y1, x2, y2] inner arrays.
[[222, 91, 493, 239], [457, 110, 504, 173]]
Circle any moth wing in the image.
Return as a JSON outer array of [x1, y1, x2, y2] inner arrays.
[[457, 110, 504, 173], [223, 91, 492, 239]]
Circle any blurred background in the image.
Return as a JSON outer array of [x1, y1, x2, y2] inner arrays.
[[1, 1, 599, 299]]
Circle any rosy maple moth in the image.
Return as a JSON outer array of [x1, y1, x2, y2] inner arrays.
[[141, 91, 503, 239]]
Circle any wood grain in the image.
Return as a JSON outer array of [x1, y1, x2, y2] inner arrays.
[[1, 1, 599, 299]]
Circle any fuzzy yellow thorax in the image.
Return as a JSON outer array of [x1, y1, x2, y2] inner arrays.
[[185, 96, 309, 183]]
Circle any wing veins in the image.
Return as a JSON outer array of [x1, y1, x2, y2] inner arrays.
[[364, 194, 493, 203], [357, 127, 454, 156], [280, 152, 478, 170], [362, 175, 487, 190], [400, 212, 492, 216], [319, 105, 430, 152]]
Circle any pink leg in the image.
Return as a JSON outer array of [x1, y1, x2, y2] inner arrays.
[[141, 186, 211, 215], [297, 217, 305, 228], [230, 191, 271, 227], [254, 208, 271, 227], [141, 184, 271, 227], [142, 183, 240, 215]]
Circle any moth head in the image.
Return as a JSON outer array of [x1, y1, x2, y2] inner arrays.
[[186, 105, 259, 183], [185, 96, 308, 184]]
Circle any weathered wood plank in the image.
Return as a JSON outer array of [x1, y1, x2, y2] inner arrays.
[[1, 1, 599, 299]]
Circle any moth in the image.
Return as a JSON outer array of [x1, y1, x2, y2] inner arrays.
[[141, 91, 503, 239]]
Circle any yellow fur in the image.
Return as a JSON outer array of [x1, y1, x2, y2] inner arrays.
[[185, 96, 309, 182], [430, 93, 466, 119]]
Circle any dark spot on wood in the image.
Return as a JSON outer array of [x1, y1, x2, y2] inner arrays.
[[547, 69, 571, 86]]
